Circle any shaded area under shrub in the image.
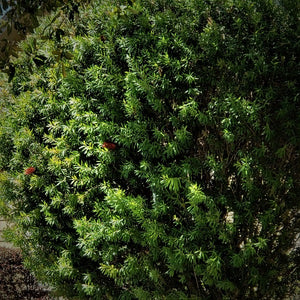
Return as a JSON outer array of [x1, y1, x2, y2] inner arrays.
[[0, 247, 51, 299]]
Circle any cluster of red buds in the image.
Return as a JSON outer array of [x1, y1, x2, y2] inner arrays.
[[102, 142, 116, 150], [24, 167, 36, 175]]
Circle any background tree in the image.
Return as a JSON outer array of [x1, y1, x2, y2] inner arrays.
[[0, 0, 87, 75], [0, 0, 299, 299]]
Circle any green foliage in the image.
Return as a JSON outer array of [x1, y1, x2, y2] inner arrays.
[[0, 0, 299, 299]]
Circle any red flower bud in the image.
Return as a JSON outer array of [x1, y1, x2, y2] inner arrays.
[[24, 167, 36, 175], [102, 142, 116, 150]]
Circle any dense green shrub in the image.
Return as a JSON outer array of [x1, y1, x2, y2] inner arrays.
[[0, 0, 299, 299]]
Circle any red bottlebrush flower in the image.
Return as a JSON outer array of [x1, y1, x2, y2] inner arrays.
[[24, 167, 36, 175], [102, 142, 116, 150]]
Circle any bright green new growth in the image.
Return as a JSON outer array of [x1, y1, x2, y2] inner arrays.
[[0, 0, 299, 299]]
